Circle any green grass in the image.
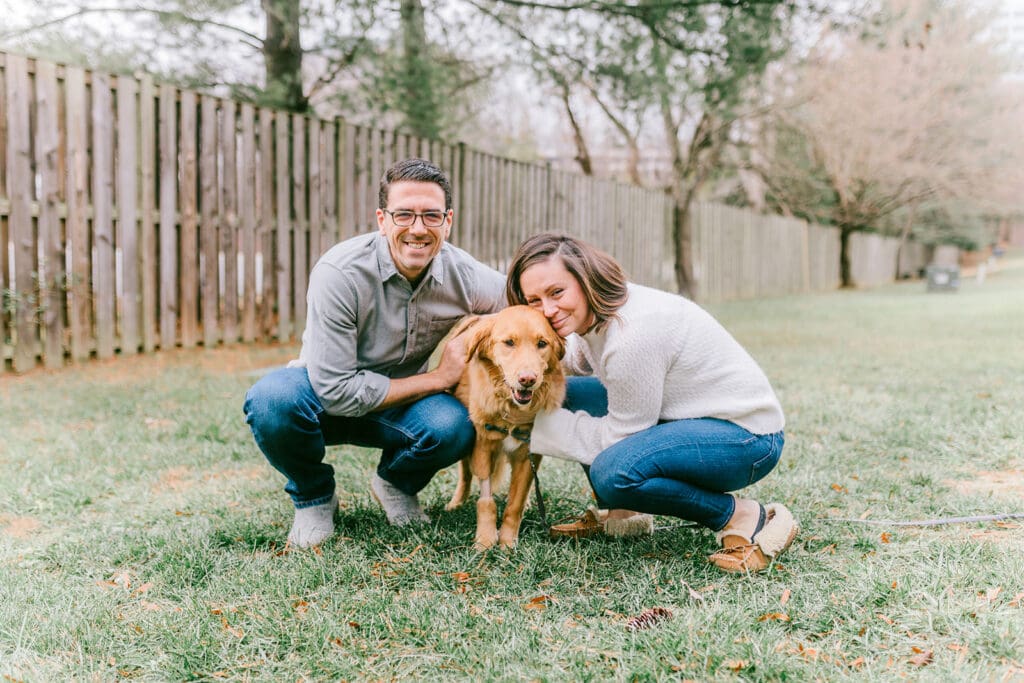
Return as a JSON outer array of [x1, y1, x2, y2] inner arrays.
[[2, 256, 1023, 681]]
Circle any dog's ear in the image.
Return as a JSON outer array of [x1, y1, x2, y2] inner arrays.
[[463, 316, 495, 361], [551, 332, 565, 361]]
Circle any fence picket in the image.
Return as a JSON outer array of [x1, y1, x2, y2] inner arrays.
[[92, 72, 116, 359], [200, 95, 219, 348], [5, 54, 35, 371], [240, 103, 257, 342], [221, 99, 238, 344], [36, 60, 64, 368], [158, 84, 177, 351], [275, 111, 291, 342], [65, 66, 91, 362], [139, 75, 157, 353], [116, 74, 139, 357], [179, 90, 199, 348]]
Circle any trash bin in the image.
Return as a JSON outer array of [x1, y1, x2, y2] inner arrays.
[[925, 264, 960, 292]]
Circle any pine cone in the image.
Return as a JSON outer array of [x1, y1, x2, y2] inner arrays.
[[625, 606, 673, 631]]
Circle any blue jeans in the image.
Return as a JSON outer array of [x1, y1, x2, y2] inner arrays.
[[244, 367, 474, 507], [564, 377, 784, 531]]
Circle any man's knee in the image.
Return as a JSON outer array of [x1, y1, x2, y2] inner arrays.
[[244, 368, 320, 434]]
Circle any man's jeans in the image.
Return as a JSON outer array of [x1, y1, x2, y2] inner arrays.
[[564, 377, 784, 531], [244, 367, 473, 507]]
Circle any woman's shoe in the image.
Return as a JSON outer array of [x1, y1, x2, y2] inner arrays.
[[708, 503, 798, 573], [549, 507, 606, 539], [549, 507, 654, 539]]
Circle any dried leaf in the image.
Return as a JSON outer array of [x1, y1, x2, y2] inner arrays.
[[880, 532, 892, 543], [980, 587, 1002, 603], [723, 660, 748, 672], [908, 649, 933, 667], [523, 595, 552, 611], [1009, 591, 1024, 607], [830, 483, 847, 493], [625, 607, 673, 631], [780, 588, 791, 606], [452, 572, 471, 583], [876, 613, 895, 625], [758, 612, 790, 622], [848, 656, 865, 669]]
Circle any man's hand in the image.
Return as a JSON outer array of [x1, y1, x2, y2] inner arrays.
[[434, 330, 470, 390]]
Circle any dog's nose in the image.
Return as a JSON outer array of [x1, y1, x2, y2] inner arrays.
[[518, 373, 537, 388]]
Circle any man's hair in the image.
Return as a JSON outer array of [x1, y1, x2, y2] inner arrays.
[[378, 158, 452, 211], [506, 233, 629, 334]]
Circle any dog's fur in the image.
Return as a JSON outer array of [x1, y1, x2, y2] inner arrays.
[[445, 305, 566, 549]]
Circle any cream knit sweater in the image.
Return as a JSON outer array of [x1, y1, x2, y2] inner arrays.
[[530, 283, 784, 466]]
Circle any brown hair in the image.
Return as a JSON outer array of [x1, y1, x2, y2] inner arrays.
[[378, 158, 452, 210], [506, 233, 628, 333]]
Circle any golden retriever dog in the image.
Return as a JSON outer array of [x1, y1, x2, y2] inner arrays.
[[445, 305, 566, 549]]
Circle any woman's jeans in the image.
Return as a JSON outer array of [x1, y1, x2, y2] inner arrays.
[[564, 377, 784, 531], [244, 367, 474, 508]]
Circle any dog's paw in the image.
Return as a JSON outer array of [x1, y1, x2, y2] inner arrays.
[[498, 526, 520, 550], [474, 529, 498, 551]]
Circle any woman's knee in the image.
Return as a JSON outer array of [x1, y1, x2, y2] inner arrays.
[[588, 455, 639, 508]]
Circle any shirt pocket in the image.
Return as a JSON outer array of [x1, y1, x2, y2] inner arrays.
[[409, 315, 464, 362]]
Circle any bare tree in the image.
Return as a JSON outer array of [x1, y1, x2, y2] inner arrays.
[[753, 0, 1024, 285]]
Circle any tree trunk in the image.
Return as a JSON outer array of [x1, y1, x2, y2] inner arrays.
[[671, 185, 696, 299], [894, 201, 918, 280], [261, 0, 307, 112], [400, 0, 442, 139], [560, 86, 593, 176], [840, 226, 852, 288]]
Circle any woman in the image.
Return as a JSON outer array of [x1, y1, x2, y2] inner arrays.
[[507, 233, 797, 573]]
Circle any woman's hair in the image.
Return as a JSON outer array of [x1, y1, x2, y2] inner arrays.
[[506, 233, 628, 333]]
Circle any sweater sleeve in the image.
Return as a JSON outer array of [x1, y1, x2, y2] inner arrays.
[[531, 325, 669, 464]]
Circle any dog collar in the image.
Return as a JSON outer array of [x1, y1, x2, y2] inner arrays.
[[483, 423, 531, 443]]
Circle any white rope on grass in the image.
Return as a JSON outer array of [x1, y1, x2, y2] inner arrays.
[[651, 512, 1024, 532], [817, 512, 1024, 527]]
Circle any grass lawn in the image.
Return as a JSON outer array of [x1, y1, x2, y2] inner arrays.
[[2, 254, 1022, 681]]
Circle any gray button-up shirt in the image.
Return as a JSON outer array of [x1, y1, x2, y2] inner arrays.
[[297, 232, 506, 416]]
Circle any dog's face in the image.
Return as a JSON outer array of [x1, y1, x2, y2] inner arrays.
[[466, 305, 564, 408]]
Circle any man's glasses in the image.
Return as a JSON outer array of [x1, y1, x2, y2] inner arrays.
[[383, 209, 448, 228]]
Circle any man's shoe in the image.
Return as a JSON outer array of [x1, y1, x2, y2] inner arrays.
[[708, 503, 798, 573], [287, 495, 338, 548], [370, 473, 429, 526]]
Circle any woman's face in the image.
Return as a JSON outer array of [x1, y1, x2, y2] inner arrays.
[[518, 256, 595, 337]]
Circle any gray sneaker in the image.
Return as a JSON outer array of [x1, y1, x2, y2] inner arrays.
[[370, 473, 429, 526], [286, 495, 338, 548]]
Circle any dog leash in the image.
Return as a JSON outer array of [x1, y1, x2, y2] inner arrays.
[[528, 453, 550, 531]]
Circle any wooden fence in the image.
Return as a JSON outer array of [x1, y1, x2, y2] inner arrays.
[[0, 52, 672, 373], [689, 202, 841, 303]]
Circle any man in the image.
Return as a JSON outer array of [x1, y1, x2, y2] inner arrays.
[[244, 158, 505, 547]]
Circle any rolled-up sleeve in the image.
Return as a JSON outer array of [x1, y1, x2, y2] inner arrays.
[[303, 266, 390, 416]]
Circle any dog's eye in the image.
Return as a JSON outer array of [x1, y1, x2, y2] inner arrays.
[[537, 340, 548, 349], [503, 339, 515, 347]]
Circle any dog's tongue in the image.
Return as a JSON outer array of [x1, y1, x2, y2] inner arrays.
[[512, 388, 533, 405]]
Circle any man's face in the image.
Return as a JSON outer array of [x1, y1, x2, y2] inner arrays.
[[376, 180, 452, 283]]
